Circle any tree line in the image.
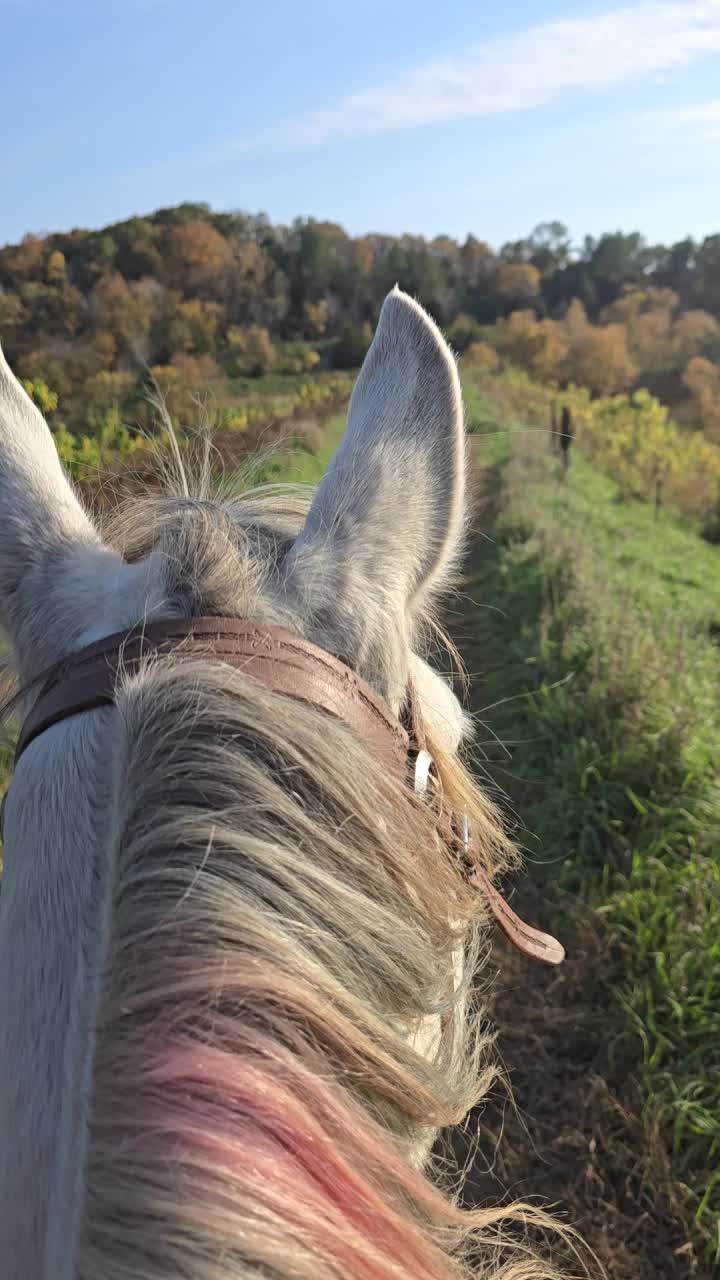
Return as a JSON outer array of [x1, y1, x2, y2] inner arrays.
[[0, 204, 719, 440]]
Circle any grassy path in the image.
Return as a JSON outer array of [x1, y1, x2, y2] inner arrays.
[[448, 416, 720, 1277]]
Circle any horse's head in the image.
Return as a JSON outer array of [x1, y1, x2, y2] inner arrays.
[[0, 290, 556, 1280], [1, 286, 468, 724]]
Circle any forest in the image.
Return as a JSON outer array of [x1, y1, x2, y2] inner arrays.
[[1, 205, 720, 524]]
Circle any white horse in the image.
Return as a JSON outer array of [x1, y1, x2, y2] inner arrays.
[[0, 289, 562, 1280]]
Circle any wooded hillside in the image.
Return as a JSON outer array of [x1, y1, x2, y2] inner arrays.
[[2, 207, 719, 441]]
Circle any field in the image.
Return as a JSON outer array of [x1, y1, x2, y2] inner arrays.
[[1, 365, 718, 1276]]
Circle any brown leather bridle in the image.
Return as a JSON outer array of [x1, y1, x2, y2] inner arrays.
[[12, 617, 564, 966]]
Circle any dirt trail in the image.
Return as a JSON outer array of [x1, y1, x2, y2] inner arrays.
[[441, 460, 701, 1280]]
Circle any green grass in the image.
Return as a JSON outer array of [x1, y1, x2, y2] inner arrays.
[[461, 414, 720, 1263], [225, 368, 352, 402], [534, 452, 720, 624], [463, 379, 508, 438], [227, 371, 304, 397], [225, 370, 316, 399], [276, 411, 346, 483], [247, 410, 346, 487]]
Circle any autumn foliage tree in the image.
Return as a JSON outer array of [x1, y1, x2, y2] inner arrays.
[[226, 326, 275, 377], [167, 221, 235, 295], [496, 262, 541, 309], [498, 311, 568, 383], [589, 389, 678, 505], [169, 299, 224, 355], [683, 357, 720, 442], [1, 205, 720, 450], [465, 341, 500, 372], [568, 323, 636, 395], [90, 272, 153, 355], [673, 311, 720, 365]]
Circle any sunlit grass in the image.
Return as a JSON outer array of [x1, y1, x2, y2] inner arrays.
[[460, 409, 720, 1262], [270, 411, 346, 484]]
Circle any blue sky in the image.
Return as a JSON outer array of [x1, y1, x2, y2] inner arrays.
[[2, 0, 720, 250]]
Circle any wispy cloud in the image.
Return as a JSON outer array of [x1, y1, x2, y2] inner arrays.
[[231, 1, 720, 152]]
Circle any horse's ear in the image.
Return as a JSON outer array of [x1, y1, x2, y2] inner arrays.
[[0, 344, 165, 681], [283, 288, 466, 699]]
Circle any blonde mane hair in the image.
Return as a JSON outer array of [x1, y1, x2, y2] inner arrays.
[[70, 482, 561, 1279], [0, 289, 577, 1279]]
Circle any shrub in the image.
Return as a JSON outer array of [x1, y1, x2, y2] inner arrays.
[[22, 378, 58, 415], [332, 323, 372, 369], [465, 341, 500, 372]]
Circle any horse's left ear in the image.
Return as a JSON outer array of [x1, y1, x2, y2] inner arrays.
[[0, 344, 165, 682], [283, 288, 466, 701]]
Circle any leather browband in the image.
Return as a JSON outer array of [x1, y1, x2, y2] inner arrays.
[[13, 617, 564, 966], [15, 618, 410, 778]]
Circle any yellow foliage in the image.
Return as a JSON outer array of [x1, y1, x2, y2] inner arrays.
[[168, 222, 234, 278], [92, 331, 117, 368], [145, 355, 219, 422], [498, 312, 567, 383], [673, 310, 719, 363], [565, 298, 588, 344], [568, 323, 636, 395], [304, 300, 329, 337], [46, 250, 66, 284], [243, 327, 275, 376], [226, 326, 275, 375], [601, 290, 647, 326], [496, 262, 541, 305], [90, 271, 153, 350], [465, 341, 499, 372], [683, 357, 720, 442], [683, 356, 720, 400], [169, 299, 223, 354], [22, 378, 58, 414], [602, 287, 678, 328], [481, 367, 720, 521], [6, 234, 44, 278], [600, 289, 684, 375], [585, 390, 677, 500], [85, 370, 136, 411], [630, 308, 673, 372], [566, 383, 720, 514], [18, 348, 74, 399]]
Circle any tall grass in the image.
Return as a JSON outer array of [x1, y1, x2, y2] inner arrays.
[[461, 398, 720, 1265]]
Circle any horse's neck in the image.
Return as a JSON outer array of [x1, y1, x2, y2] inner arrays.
[[0, 711, 116, 1280], [0, 704, 459, 1278]]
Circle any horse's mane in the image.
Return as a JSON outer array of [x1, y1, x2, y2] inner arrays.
[[71, 480, 567, 1279]]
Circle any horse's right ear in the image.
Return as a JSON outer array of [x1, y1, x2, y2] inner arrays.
[[283, 288, 466, 700]]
